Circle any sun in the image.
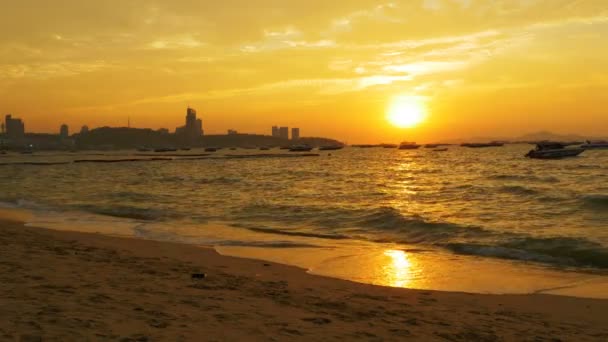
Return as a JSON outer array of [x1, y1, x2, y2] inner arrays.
[[387, 96, 427, 128]]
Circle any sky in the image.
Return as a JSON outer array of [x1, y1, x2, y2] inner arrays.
[[1, 0, 607, 143]]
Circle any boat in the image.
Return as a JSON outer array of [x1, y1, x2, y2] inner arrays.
[[525, 143, 585, 159], [289, 145, 313, 152], [398, 142, 421, 150], [154, 148, 178, 153], [581, 140, 608, 150], [259, 147, 270, 151], [180, 147, 191, 151], [319, 145, 344, 151], [461, 142, 504, 148], [205, 147, 218, 152]]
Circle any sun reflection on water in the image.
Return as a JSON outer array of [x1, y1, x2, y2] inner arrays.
[[383, 249, 413, 288]]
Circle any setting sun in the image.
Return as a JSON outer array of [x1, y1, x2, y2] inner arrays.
[[387, 96, 427, 128]]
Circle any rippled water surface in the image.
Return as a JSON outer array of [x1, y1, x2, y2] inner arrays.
[[1, 145, 608, 273]]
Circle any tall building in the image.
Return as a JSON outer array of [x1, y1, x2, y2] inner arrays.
[[177, 107, 204, 142], [279, 126, 289, 140], [291, 128, 300, 141], [4, 115, 25, 141], [272, 126, 279, 137], [227, 129, 238, 135], [186, 107, 197, 131], [80, 125, 89, 135], [60, 124, 69, 138]]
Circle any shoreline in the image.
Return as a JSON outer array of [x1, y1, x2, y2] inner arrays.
[[3, 205, 608, 300], [2, 218, 608, 341]]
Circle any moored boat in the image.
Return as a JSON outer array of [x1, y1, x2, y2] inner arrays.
[[461, 141, 504, 148], [154, 147, 178, 153], [525, 143, 585, 159], [289, 145, 313, 152], [398, 142, 421, 150]]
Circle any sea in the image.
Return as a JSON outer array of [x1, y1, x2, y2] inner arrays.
[[1, 145, 608, 298]]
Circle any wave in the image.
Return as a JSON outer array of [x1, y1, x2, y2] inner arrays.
[[445, 236, 608, 269], [351, 207, 489, 242], [238, 225, 351, 240], [76, 204, 179, 221], [196, 176, 242, 185], [497, 185, 540, 196], [488, 174, 559, 183], [232, 204, 492, 244], [232, 202, 608, 269]]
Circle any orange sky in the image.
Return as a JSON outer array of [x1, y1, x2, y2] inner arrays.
[[1, 0, 607, 143]]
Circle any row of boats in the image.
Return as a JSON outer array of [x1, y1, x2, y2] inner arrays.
[[141, 145, 345, 153], [142, 140, 607, 159], [372, 140, 608, 159]]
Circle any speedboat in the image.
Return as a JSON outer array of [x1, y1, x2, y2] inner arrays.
[[398, 142, 421, 150], [461, 142, 504, 148], [289, 145, 313, 152], [581, 140, 608, 150], [525, 143, 585, 159]]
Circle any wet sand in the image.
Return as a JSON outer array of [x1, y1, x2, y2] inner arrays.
[[1, 219, 607, 341]]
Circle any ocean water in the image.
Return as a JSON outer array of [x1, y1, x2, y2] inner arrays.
[[1, 145, 608, 295]]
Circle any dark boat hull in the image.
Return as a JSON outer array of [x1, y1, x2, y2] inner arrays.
[[526, 148, 584, 159]]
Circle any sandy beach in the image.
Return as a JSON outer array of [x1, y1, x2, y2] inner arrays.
[[0, 219, 607, 341]]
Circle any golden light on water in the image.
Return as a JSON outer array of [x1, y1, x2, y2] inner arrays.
[[387, 96, 427, 128], [383, 249, 413, 288]]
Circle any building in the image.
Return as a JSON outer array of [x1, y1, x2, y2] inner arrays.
[[176, 107, 204, 142], [272, 126, 279, 137], [157, 128, 169, 135], [227, 129, 238, 135], [5, 114, 25, 141], [80, 125, 89, 135], [279, 126, 289, 140], [60, 124, 69, 138], [291, 128, 300, 141]]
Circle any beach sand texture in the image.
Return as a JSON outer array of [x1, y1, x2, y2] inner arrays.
[[1, 219, 607, 341]]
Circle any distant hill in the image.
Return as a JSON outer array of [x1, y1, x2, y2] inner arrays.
[[513, 131, 606, 143]]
